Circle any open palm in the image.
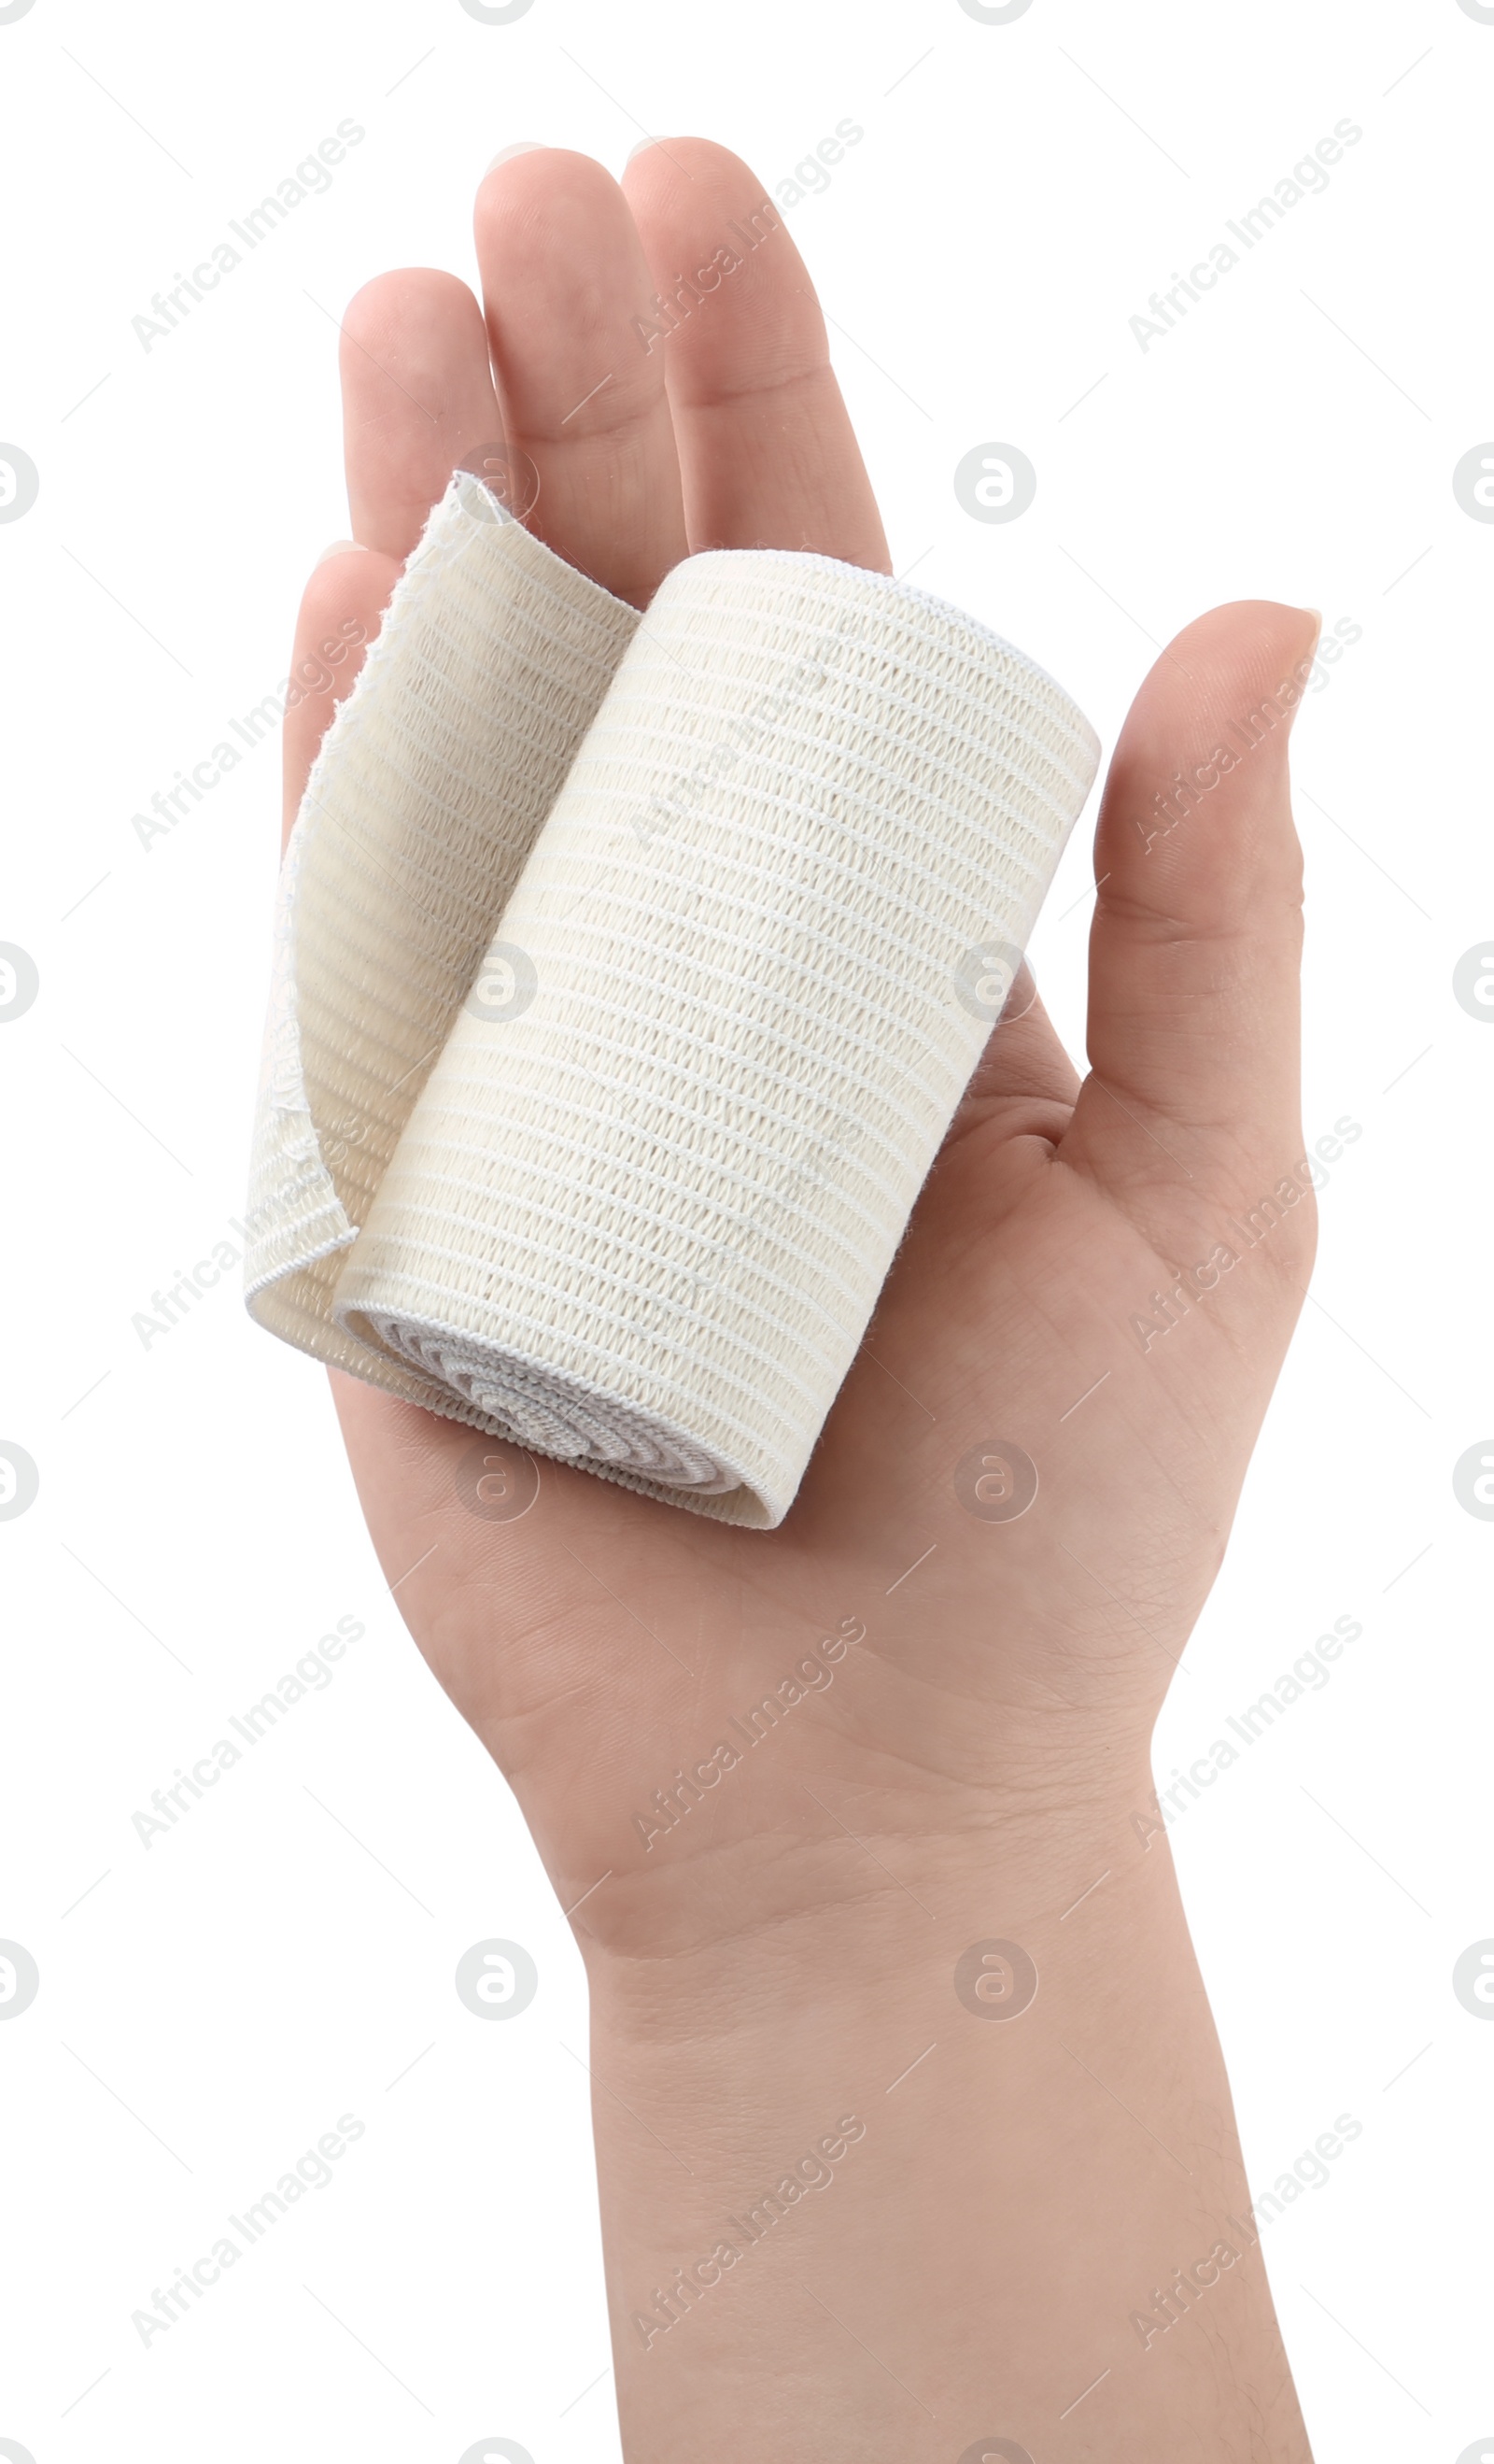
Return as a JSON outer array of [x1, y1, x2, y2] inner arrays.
[[282, 136, 1318, 1971]]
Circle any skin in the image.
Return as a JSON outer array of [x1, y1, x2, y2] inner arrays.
[[281, 138, 1318, 2462]]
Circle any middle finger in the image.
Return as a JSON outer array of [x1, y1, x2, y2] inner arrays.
[[473, 147, 689, 607]]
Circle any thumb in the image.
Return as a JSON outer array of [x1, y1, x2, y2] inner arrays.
[[1060, 598, 1320, 1218]]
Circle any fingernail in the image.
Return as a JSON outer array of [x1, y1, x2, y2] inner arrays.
[[314, 538, 361, 567], [627, 135, 665, 161], [486, 141, 543, 169], [1301, 604, 1324, 652]]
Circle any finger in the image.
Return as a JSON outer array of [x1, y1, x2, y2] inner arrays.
[[1059, 600, 1319, 1207], [281, 267, 506, 846], [279, 545, 397, 850], [339, 267, 504, 559], [960, 973, 1081, 1120], [473, 148, 688, 606], [621, 136, 889, 569]]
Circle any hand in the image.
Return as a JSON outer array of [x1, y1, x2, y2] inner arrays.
[[281, 137, 1317, 2464]]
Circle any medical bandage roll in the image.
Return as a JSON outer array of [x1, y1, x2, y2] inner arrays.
[[247, 472, 1100, 1527]]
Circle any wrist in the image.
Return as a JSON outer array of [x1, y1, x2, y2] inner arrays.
[[577, 1804, 1300, 2464], [576, 1735, 1156, 2014]]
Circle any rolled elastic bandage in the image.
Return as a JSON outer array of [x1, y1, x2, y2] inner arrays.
[[245, 469, 1100, 1527]]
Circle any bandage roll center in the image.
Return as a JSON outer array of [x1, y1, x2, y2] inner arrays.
[[247, 471, 1100, 1526]]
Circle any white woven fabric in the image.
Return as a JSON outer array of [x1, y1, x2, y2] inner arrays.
[[244, 470, 640, 1405], [247, 471, 1100, 1526]]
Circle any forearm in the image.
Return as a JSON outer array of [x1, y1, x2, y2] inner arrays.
[[585, 1799, 1311, 2462]]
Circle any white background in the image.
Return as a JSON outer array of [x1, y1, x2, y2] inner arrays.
[[1, 0, 1490, 2457]]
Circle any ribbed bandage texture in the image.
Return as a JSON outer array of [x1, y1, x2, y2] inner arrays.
[[247, 471, 1100, 1526]]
